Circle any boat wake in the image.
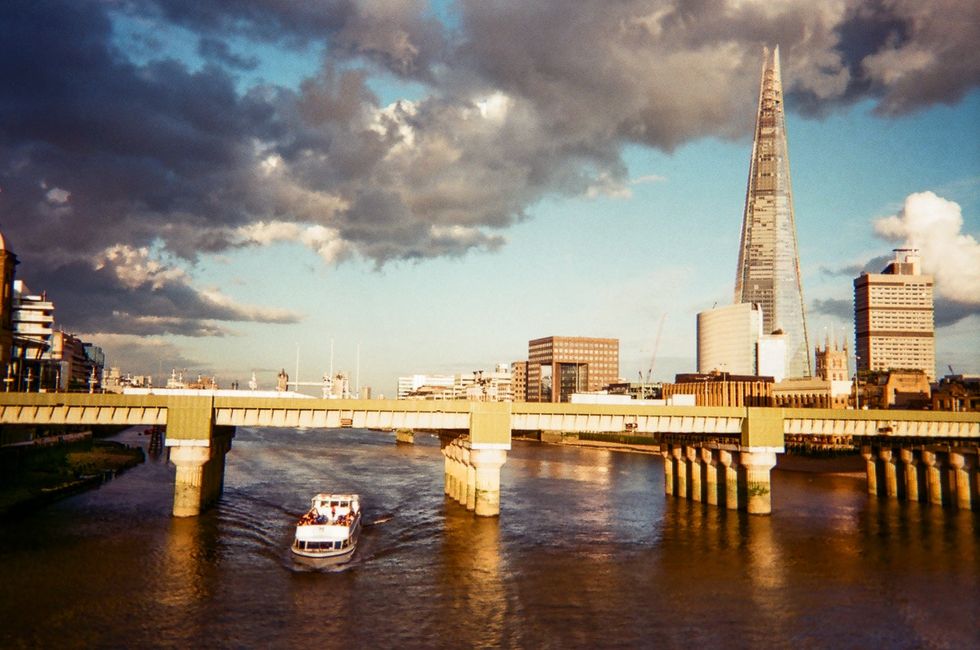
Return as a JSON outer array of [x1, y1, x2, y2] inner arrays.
[[366, 514, 394, 526]]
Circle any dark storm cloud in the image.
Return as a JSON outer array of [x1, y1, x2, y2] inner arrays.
[[810, 298, 853, 321], [820, 255, 892, 277], [1, 0, 978, 343], [811, 296, 974, 328], [24, 253, 299, 337], [934, 298, 977, 328]]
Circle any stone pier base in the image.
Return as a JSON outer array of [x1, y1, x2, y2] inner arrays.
[[395, 429, 415, 444], [167, 426, 235, 517], [861, 444, 977, 510], [441, 435, 508, 517], [660, 443, 779, 515]]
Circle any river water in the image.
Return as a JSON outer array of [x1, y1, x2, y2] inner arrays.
[[1, 427, 976, 648]]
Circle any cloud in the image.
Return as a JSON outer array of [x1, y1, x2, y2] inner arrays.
[[810, 298, 852, 321], [23, 247, 302, 337], [0, 0, 977, 345], [873, 191, 980, 305], [83, 333, 202, 378]]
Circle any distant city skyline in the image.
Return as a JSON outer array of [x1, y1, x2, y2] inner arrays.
[[0, 2, 977, 395]]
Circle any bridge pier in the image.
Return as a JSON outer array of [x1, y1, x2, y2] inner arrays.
[[661, 448, 674, 495], [738, 449, 778, 515], [661, 443, 779, 514], [167, 426, 235, 517], [861, 444, 977, 510], [441, 435, 508, 516], [440, 403, 511, 517], [702, 447, 719, 506], [687, 446, 702, 502]]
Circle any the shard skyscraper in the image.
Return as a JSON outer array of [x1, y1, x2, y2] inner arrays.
[[734, 46, 812, 378]]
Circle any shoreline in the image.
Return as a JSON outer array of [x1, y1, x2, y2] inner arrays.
[[0, 436, 145, 519]]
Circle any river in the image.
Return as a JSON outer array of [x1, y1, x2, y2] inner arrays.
[[1, 426, 976, 648]]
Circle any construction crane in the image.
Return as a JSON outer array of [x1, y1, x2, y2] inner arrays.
[[638, 314, 668, 397]]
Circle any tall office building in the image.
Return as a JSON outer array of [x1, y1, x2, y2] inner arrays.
[[0, 230, 18, 369], [854, 248, 935, 381], [526, 336, 619, 403], [734, 46, 811, 378]]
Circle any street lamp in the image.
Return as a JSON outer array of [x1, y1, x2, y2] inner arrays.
[[853, 354, 861, 410]]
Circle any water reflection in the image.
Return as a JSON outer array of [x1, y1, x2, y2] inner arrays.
[[440, 507, 506, 646], [1, 428, 977, 648]]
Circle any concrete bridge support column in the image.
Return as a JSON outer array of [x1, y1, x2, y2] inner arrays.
[[861, 446, 883, 496], [470, 448, 507, 517], [922, 450, 950, 506], [442, 446, 452, 495], [686, 446, 703, 502], [209, 427, 234, 506], [738, 449, 778, 515], [165, 396, 235, 518], [702, 448, 719, 506], [900, 448, 925, 502], [661, 447, 675, 496], [453, 442, 467, 504], [443, 441, 460, 502], [462, 442, 477, 511], [467, 402, 511, 517], [949, 449, 977, 510], [879, 448, 902, 499], [718, 449, 739, 510], [671, 446, 687, 499], [169, 445, 210, 517]]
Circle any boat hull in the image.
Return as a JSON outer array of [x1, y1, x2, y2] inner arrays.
[[291, 517, 361, 562]]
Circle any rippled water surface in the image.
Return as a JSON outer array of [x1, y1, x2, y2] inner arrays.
[[1, 427, 977, 648]]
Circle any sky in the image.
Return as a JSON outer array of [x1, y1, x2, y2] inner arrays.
[[1, 0, 978, 396]]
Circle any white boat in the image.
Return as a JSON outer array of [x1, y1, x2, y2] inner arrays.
[[291, 493, 362, 562]]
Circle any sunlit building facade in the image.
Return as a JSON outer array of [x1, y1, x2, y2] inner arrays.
[[854, 248, 935, 381], [526, 336, 619, 403]]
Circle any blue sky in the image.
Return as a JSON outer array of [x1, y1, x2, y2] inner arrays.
[[1, 2, 977, 395]]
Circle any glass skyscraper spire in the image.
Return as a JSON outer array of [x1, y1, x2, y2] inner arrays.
[[734, 46, 812, 378]]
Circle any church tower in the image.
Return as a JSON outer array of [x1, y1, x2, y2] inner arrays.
[[734, 46, 812, 377], [815, 330, 849, 382]]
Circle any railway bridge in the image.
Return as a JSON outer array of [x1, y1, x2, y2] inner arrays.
[[1, 393, 976, 516]]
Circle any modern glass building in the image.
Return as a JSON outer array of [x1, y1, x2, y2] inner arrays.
[[734, 46, 812, 378]]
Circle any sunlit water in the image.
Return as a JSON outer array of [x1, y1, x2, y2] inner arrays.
[[1, 427, 977, 648]]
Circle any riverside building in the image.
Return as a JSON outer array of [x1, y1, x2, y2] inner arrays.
[[697, 302, 787, 381], [854, 248, 935, 381], [526, 336, 619, 403], [733, 46, 811, 378]]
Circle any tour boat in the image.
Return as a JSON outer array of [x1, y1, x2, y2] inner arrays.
[[291, 493, 362, 562]]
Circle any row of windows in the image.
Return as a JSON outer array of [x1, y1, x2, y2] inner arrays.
[[295, 539, 352, 551]]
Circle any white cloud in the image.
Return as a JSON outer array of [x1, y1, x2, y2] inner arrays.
[[198, 289, 301, 323], [236, 221, 352, 263], [873, 191, 980, 304], [45, 187, 71, 204], [94, 244, 188, 290]]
